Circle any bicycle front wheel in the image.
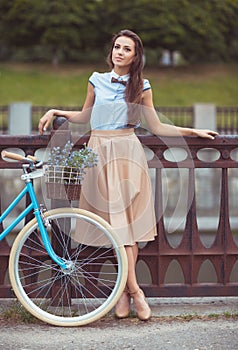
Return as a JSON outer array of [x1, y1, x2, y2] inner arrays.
[[9, 208, 128, 326]]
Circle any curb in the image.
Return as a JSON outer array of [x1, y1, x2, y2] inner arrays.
[[148, 296, 238, 317], [1, 296, 238, 318]]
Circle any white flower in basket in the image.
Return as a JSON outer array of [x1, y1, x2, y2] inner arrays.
[[45, 141, 98, 200]]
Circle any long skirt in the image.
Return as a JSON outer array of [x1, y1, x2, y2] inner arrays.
[[76, 128, 157, 246]]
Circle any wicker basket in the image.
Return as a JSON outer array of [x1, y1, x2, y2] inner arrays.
[[44, 165, 82, 200]]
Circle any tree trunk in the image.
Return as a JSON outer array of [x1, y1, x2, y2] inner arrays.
[[52, 48, 59, 66]]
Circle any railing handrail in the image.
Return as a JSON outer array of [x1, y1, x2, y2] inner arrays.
[[1, 104, 238, 134]]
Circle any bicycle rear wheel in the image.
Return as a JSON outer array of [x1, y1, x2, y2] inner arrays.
[[9, 208, 128, 326]]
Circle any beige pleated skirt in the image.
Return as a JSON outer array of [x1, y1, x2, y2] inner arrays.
[[76, 128, 157, 246]]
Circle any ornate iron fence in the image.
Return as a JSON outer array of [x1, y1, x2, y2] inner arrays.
[[0, 117, 238, 298]]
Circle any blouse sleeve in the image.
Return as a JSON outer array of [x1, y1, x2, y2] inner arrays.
[[143, 79, 151, 92], [88, 72, 99, 87]]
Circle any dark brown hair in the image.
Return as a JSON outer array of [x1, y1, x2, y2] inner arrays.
[[107, 29, 144, 105]]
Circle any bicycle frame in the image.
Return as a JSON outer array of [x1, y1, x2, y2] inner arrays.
[[0, 169, 67, 269]]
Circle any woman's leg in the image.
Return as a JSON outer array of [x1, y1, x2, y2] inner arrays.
[[115, 244, 151, 320], [115, 245, 138, 318], [125, 244, 151, 321], [125, 245, 139, 293]]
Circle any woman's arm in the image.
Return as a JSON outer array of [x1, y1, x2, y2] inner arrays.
[[142, 89, 218, 139], [38, 83, 95, 134]]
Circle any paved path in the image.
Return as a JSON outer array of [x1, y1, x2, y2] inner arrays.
[[0, 297, 238, 350]]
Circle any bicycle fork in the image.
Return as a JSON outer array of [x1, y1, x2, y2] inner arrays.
[[24, 180, 68, 270]]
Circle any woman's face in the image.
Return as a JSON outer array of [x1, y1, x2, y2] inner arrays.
[[111, 36, 136, 70]]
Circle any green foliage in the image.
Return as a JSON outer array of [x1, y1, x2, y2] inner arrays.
[[0, 0, 238, 64], [0, 0, 99, 64]]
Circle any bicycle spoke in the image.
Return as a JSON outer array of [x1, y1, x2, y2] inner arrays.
[[9, 209, 127, 326]]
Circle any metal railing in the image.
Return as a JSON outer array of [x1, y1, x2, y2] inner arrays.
[[0, 117, 238, 298]]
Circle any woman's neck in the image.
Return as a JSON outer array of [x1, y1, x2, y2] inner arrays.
[[113, 66, 130, 77]]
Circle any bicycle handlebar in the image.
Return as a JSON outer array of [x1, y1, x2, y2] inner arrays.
[[1, 150, 38, 163]]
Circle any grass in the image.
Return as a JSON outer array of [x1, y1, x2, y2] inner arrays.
[[0, 63, 91, 106], [0, 301, 39, 324], [148, 64, 238, 106], [0, 63, 238, 106]]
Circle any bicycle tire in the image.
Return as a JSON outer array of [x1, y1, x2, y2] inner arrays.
[[9, 208, 128, 326]]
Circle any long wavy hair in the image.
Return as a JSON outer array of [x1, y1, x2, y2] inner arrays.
[[107, 29, 144, 105]]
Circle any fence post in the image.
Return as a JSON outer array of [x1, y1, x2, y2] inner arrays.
[[49, 116, 72, 208], [8, 102, 32, 134], [193, 103, 217, 210], [193, 103, 217, 131]]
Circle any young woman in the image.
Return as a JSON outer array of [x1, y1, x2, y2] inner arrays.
[[38, 29, 218, 321]]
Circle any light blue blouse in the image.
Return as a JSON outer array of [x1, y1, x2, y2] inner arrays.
[[89, 70, 151, 130]]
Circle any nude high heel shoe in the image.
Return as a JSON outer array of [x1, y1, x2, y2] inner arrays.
[[130, 288, 151, 321], [115, 290, 131, 319]]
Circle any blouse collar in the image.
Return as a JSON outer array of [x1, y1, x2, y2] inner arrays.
[[110, 70, 129, 82]]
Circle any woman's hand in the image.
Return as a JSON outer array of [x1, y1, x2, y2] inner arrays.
[[193, 129, 219, 140], [38, 109, 55, 135]]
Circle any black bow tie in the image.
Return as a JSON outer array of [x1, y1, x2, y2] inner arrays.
[[111, 76, 127, 86]]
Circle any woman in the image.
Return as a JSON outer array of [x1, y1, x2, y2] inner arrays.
[[38, 29, 218, 321]]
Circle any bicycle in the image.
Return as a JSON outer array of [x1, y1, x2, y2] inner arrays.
[[0, 150, 128, 326]]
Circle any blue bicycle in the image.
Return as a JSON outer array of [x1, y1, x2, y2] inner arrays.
[[0, 150, 127, 326]]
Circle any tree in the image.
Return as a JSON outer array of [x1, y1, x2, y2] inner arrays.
[[179, 0, 238, 62], [0, 0, 99, 65], [213, 0, 238, 61], [0, 0, 237, 64], [1, 0, 44, 46], [118, 0, 238, 63]]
